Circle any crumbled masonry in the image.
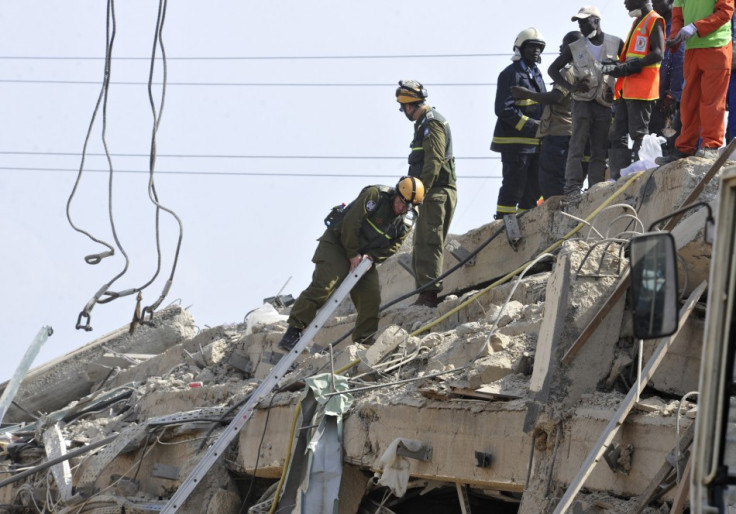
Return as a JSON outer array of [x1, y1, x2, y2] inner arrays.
[[0, 158, 726, 513]]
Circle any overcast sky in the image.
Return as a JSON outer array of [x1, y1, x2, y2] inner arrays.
[[0, 1, 632, 384]]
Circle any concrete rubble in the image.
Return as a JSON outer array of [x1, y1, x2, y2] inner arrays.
[[0, 158, 726, 513]]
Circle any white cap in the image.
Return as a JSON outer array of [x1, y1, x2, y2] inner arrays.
[[572, 5, 602, 21]]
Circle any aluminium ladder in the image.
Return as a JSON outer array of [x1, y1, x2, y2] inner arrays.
[[160, 258, 372, 513]]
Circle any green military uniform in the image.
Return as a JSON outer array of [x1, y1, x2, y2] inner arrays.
[[407, 107, 457, 293], [288, 185, 414, 345]]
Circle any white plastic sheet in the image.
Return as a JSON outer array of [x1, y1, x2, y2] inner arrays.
[[243, 303, 288, 335], [621, 133, 665, 177]]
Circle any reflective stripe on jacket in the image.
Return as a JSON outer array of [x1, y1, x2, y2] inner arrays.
[[490, 60, 546, 154]]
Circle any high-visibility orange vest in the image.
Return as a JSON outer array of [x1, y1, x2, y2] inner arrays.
[[615, 10, 665, 101]]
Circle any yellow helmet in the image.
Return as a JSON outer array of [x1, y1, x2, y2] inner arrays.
[[396, 176, 425, 205], [395, 79, 427, 104]]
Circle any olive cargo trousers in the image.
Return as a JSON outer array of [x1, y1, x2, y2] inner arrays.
[[288, 239, 381, 345]]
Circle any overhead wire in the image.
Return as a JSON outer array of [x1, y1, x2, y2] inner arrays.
[[0, 79, 500, 87], [0, 52, 510, 60], [0, 166, 503, 178], [0, 150, 500, 160]]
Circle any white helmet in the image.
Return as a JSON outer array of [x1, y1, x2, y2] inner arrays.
[[514, 27, 546, 52]]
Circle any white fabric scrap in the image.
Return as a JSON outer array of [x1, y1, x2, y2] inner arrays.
[[375, 438, 425, 497]]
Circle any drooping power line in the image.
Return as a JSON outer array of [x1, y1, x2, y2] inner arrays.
[[0, 52, 509, 61], [0, 79, 498, 87], [0, 166, 501, 179], [0, 150, 500, 160]]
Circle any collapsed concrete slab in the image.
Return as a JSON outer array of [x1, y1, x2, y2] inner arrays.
[[378, 160, 716, 308], [0, 305, 196, 424], [0, 159, 727, 513]]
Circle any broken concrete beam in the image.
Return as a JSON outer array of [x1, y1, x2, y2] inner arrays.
[[376, 163, 717, 308], [238, 403, 296, 478], [529, 249, 570, 399], [239, 397, 531, 491], [238, 393, 693, 508], [670, 200, 713, 297], [134, 381, 254, 422], [74, 428, 239, 514], [641, 317, 703, 397], [338, 464, 371, 514], [0, 305, 196, 424], [552, 409, 693, 499]]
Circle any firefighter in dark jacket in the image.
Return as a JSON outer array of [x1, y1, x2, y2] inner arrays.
[[491, 28, 547, 219], [278, 177, 425, 351], [396, 80, 457, 308]]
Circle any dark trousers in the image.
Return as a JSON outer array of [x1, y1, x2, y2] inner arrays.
[[538, 135, 571, 199], [565, 100, 611, 194], [649, 102, 681, 155], [610, 98, 654, 158], [727, 69, 736, 141], [496, 152, 540, 217]]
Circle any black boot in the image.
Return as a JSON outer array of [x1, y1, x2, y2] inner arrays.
[[414, 291, 439, 308], [608, 148, 632, 181], [278, 325, 302, 351]]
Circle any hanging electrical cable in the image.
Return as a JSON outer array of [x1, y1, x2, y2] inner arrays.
[[137, 0, 184, 324], [67, 0, 136, 331], [67, 0, 182, 331]]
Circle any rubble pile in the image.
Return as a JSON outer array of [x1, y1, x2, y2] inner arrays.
[[0, 158, 724, 513]]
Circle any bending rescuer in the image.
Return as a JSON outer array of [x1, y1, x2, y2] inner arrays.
[[278, 177, 425, 351]]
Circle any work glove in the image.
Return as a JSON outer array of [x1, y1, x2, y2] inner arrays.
[[668, 23, 697, 47], [601, 59, 643, 77]]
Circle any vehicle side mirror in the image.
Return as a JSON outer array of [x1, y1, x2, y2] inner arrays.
[[629, 232, 679, 339]]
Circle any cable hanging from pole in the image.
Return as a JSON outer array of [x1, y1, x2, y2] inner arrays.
[[66, 0, 182, 332], [139, 0, 184, 324], [67, 0, 132, 331]]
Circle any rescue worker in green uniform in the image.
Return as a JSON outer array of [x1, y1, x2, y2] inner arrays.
[[396, 80, 457, 308], [278, 177, 425, 351]]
